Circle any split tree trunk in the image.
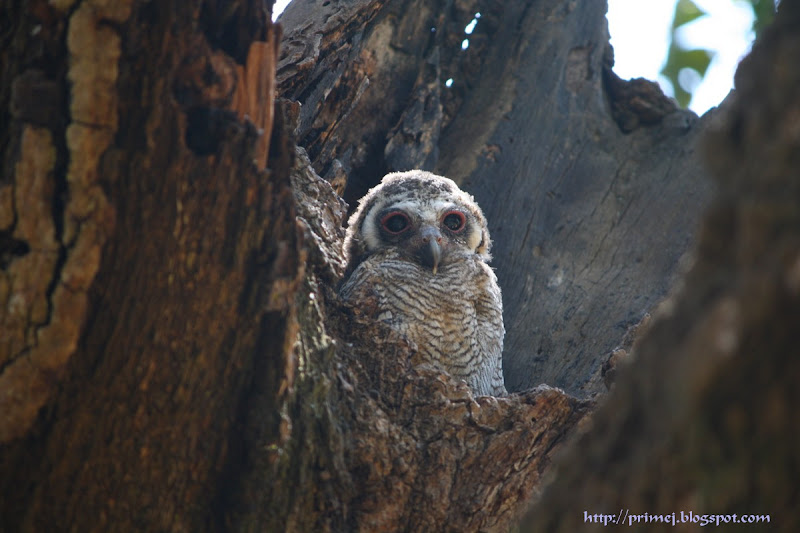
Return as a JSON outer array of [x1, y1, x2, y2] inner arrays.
[[277, 0, 713, 398], [1, 0, 797, 532]]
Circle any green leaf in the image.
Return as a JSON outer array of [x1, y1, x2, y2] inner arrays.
[[750, 0, 776, 37], [661, 0, 714, 109], [661, 46, 713, 108], [672, 0, 707, 30]]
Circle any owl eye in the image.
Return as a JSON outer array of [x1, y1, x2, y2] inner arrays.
[[442, 211, 466, 233], [380, 211, 411, 234]]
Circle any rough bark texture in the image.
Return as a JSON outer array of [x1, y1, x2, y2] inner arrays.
[[2, 0, 793, 531], [277, 0, 713, 398], [1, 1, 287, 530], [1, 0, 590, 531], [521, 3, 800, 531], [226, 145, 592, 531]]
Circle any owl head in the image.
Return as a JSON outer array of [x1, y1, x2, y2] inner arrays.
[[343, 170, 492, 277]]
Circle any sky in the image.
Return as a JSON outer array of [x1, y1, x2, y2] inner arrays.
[[272, 0, 755, 115], [607, 0, 754, 114], [273, 0, 291, 19]]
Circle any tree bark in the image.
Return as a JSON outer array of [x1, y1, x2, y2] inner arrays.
[[2, 0, 590, 530], [2, 1, 288, 530], [277, 0, 713, 398], [3, 0, 791, 532], [521, 3, 800, 531]]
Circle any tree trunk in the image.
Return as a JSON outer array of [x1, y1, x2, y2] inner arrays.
[[2, 1, 288, 530], [521, 3, 800, 531], [277, 0, 713, 398], [2, 0, 795, 532]]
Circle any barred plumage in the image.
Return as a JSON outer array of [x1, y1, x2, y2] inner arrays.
[[339, 170, 506, 396]]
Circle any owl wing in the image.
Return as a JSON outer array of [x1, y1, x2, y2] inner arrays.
[[339, 255, 405, 329], [339, 261, 381, 313], [472, 262, 506, 396]]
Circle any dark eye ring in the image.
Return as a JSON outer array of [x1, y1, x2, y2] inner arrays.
[[380, 211, 411, 234], [442, 210, 466, 233]]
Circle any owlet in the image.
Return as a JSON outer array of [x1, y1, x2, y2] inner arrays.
[[339, 170, 506, 396]]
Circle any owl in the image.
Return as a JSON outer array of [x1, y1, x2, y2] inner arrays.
[[339, 170, 506, 396]]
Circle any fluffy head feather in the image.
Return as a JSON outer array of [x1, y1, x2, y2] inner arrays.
[[343, 170, 492, 278]]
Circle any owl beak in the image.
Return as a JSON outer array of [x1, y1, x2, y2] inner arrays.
[[418, 225, 442, 275]]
